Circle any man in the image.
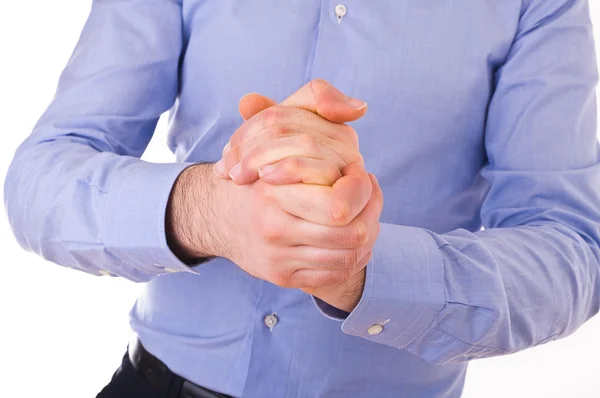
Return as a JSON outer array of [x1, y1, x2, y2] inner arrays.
[[5, 0, 600, 397]]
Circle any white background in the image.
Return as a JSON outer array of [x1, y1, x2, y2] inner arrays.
[[1, 1, 599, 397]]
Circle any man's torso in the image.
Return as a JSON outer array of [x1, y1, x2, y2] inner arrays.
[[133, 1, 521, 396]]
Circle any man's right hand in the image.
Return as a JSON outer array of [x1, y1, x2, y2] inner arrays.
[[166, 161, 377, 289], [166, 80, 382, 290]]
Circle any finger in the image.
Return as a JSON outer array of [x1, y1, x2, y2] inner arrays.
[[225, 79, 365, 156], [213, 144, 239, 179], [227, 106, 360, 157], [224, 126, 361, 182], [367, 173, 385, 220], [238, 93, 277, 121], [280, 78, 368, 124], [264, 244, 360, 288], [328, 162, 373, 225], [259, 173, 383, 248], [259, 208, 367, 249], [286, 181, 382, 249], [272, 183, 334, 225], [348, 174, 383, 260], [227, 135, 346, 185], [220, 93, 276, 156], [356, 222, 379, 269], [235, 127, 361, 166], [348, 174, 383, 266], [223, 120, 361, 184], [272, 163, 372, 226], [287, 245, 361, 271], [258, 157, 343, 186], [355, 249, 374, 276], [290, 249, 372, 289]]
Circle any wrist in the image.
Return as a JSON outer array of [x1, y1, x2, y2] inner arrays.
[[166, 163, 226, 262], [315, 268, 366, 312]]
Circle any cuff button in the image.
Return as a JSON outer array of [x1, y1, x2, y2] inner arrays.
[[367, 324, 383, 335]]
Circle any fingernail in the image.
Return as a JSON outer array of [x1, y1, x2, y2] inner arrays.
[[345, 97, 367, 110], [229, 163, 242, 181], [213, 159, 226, 177], [258, 164, 275, 178], [240, 92, 261, 102]]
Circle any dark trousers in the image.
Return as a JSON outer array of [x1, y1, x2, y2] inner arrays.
[[96, 351, 184, 398]]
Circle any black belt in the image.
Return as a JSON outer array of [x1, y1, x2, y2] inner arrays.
[[128, 336, 233, 398]]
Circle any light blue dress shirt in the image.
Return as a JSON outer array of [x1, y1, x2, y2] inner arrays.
[[5, 0, 600, 397]]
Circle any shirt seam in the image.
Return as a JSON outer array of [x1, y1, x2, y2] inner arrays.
[[350, 231, 435, 343], [388, 234, 434, 343], [432, 327, 511, 353]]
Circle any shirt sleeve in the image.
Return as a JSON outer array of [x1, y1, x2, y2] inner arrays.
[[323, 0, 600, 364], [3, 0, 200, 282]]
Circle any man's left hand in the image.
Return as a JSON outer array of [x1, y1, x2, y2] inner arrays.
[[214, 79, 383, 313]]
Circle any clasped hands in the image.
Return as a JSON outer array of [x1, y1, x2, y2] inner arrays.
[[213, 79, 383, 313]]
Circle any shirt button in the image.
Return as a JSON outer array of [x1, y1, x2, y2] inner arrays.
[[335, 4, 347, 23], [264, 313, 278, 331], [367, 324, 384, 335]]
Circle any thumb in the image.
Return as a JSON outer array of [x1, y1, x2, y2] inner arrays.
[[280, 78, 367, 124], [238, 92, 278, 121]]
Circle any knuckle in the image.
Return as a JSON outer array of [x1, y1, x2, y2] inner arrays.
[[270, 271, 293, 288], [341, 250, 358, 268], [259, 106, 284, 127], [237, 157, 251, 174], [340, 124, 358, 138], [311, 78, 329, 86], [338, 124, 360, 147], [352, 222, 369, 246], [352, 151, 365, 166], [297, 133, 318, 150], [255, 219, 269, 239], [256, 218, 282, 243], [310, 78, 330, 95], [263, 224, 283, 243], [322, 250, 356, 270], [338, 268, 352, 284], [270, 123, 291, 138], [259, 183, 275, 201], [312, 271, 333, 287], [373, 222, 381, 238], [284, 157, 302, 174], [325, 165, 342, 183], [331, 199, 352, 226], [325, 269, 351, 286]]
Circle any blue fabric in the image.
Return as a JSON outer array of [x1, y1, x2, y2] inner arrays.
[[5, 0, 600, 397]]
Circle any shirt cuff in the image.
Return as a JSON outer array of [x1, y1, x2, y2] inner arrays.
[[103, 160, 201, 278], [340, 223, 445, 349]]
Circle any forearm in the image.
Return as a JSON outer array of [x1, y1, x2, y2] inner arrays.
[[166, 163, 227, 263], [5, 139, 198, 282], [318, 0, 600, 364], [3, 0, 191, 281], [334, 215, 600, 364]]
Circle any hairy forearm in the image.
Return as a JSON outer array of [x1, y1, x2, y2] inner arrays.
[[166, 163, 226, 263]]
